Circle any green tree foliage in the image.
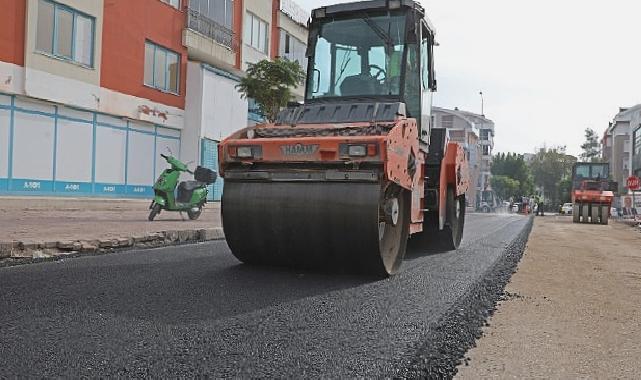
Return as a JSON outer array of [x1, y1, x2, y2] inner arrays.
[[530, 147, 577, 205], [236, 58, 306, 122], [491, 152, 534, 197], [580, 128, 602, 162], [491, 175, 521, 201]]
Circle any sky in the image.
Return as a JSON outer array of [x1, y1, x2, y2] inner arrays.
[[294, 0, 641, 156]]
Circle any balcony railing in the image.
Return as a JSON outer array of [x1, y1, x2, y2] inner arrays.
[[187, 8, 239, 52]]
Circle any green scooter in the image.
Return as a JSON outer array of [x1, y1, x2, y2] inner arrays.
[[148, 152, 217, 221]]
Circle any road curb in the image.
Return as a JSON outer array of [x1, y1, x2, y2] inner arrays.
[[0, 228, 225, 261]]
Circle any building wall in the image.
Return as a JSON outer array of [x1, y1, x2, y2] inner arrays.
[[0, 0, 187, 198], [101, 0, 187, 109], [242, 0, 272, 70], [0, 0, 26, 66]]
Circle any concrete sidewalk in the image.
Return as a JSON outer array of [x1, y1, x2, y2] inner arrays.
[[0, 197, 223, 260]]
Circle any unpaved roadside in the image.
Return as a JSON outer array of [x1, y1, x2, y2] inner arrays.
[[456, 216, 641, 379]]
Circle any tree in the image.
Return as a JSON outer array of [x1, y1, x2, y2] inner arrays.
[[491, 175, 521, 201], [529, 146, 577, 206], [580, 128, 602, 162], [236, 58, 306, 122], [491, 152, 534, 197]]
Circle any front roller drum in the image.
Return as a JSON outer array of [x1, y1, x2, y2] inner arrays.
[[221, 181, 410, 277]]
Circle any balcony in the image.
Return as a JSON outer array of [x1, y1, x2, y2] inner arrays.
[[187, 8, 238, 51], [184, 8, 239, 70]]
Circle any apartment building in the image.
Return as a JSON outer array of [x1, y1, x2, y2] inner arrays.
[[432, 107, 496, 209], [0, 0, 186, 198], [603, 105, 640, 195], [0, 0, 308, 199], [181, 0, 308, 200]]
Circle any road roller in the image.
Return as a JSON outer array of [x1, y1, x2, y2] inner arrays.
[[218, 0, 469, 276], [571, 162, 616, 225]]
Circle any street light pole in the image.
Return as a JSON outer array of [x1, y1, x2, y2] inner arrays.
[[479, 91, 484, 116]]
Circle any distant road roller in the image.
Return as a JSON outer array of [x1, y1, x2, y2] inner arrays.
[[218, 0, 469, 276], [571, 162, 616, 225]]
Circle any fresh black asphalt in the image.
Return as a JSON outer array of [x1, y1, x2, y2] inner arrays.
[[0, 213, 531, 378]]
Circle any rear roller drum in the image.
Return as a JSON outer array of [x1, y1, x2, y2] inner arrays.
[[410, 187, 465, 251]]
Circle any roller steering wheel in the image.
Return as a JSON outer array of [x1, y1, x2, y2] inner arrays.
[[369, 64, 387, 81]]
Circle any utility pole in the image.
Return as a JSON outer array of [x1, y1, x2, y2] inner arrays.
[[479, 91, 484, 116]]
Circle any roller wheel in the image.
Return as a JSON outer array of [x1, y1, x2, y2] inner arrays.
[[591, 204, 601, 224], [572, 204, 580, 223], [411, 187, 465, 251], [377, 187, 410, 275], [600, 205, 610, 225], [187, 206, 203, 220], [148, 204, 161, 221]]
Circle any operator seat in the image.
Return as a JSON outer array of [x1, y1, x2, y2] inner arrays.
[[339, 74, 381, 96]]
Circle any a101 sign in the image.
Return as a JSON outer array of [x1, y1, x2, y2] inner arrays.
[[628, 176, 640, 191]]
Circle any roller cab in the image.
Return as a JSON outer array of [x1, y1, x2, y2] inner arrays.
[[218, 0, 469, 276]]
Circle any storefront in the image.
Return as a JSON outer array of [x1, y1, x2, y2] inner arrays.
[[0, 93, 181, 197]]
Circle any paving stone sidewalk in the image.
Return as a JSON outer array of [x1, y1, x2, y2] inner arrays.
[[0, 197, 223, 260]]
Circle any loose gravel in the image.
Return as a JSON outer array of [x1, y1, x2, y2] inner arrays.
[[397, 216, 534, 379]]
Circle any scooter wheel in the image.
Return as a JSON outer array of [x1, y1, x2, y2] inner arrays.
[[187, 206, 202, 220], [148, 204, 161, 221]]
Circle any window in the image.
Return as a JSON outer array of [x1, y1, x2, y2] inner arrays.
[[634, 126, 641, 156], [190, 0, 233, 29], [244, 12, 269, 54], [480, 129, 490, 140], [161, 0, 180, 9], [144, 41, 180, 94], [305, 13, 406, 99], [36, 0, 95, 67], [482, 145, 490, 155], [421, 37, 429, 90], [279, 30, 307, 69]]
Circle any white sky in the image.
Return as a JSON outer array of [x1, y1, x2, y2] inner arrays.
[[294, 0, 641, 156]]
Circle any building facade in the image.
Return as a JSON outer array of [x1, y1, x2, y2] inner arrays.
[[0, 0, 308, 199], [432, 107, 495, 209], [602, 105, 641, 195]]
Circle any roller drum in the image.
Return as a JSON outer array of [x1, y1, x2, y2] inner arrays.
[[221, 180, 408, 276]]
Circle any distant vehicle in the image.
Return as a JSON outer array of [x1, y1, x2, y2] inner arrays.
[[571, 162, 616, 225], [560, 203, 573, 215], [478, 190, 498, 213], [512, 203, 521, 213]]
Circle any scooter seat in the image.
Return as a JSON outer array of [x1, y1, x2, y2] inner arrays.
[[176, 181, 207, 204], [180, 181, 206, 191]]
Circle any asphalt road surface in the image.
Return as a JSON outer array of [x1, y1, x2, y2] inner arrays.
[[0, 213, 530, 378]]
